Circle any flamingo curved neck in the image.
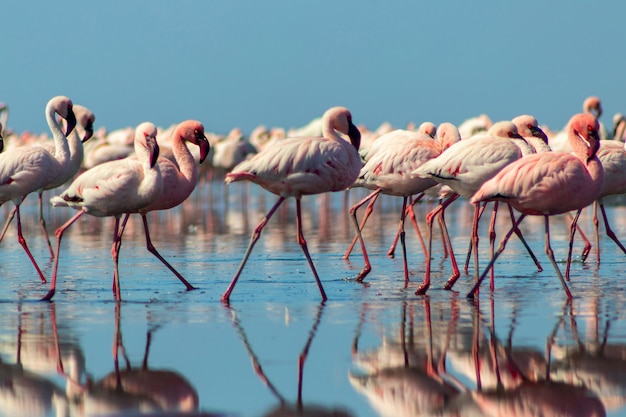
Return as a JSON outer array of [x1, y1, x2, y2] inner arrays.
[[172, 132, 197, 184], [45, 104, 70, 167]]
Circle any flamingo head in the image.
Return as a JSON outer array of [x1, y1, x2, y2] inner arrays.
[[570, 113, 600, 159]]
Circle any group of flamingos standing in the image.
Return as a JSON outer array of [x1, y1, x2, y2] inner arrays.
[[0, 96, 625, 303]]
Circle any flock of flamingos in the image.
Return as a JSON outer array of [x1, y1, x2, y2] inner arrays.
[[0, 95, 625, 303]]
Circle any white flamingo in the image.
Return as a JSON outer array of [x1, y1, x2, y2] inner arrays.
[[0, 104, 95, 257], [44, 122, 162, 301], [344, 122, 460, 284], [221, 106, 362, 303], [0, 95, 76, 283]]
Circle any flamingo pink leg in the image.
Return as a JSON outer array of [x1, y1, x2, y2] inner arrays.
[[14, 205, 47, 283], [110, 215, 129, 301], [564, 211, 592, 265], [37, 191, 55, 259], [487, 201, 499, 291], [344, 189, 380, 260], [466, 202, 543, 277], [387, 193, 428, 262], [416, 193, 459, 295], [467, 213, 572, 299], [222, 196, 286, 303], [440, 206, 460, 290], [141, 214, 196, 290], [41, 209, 86, 301], [0, 206, 16, 243], [589, 199, 626, 266], [565, 209, 595, 280], [294, 198, 328, 301], [112, 213, 197, 292], [345, 189, 382, 282], [507, 204, 543, 272], [599, 200, 626, 254]]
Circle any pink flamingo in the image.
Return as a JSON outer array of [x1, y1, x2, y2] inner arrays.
[[548, 96, 606, 152], [221, 106, 362, 303], [581, 118, 626, 264], [412, 121, 531, 295], [344, 123, 460, 284], [0, 104, 95, 257], [467, 113, 605, 299], [0, 95, 76, 283], [44, 122, 162, 301], [115, 120, 211, 291]]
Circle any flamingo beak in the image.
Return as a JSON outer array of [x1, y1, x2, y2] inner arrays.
[[198, 136, 211, 164], [348, 122, 361, 150], [65, 108, 77, 137], [530, 125, 549, 143], [0, 134, 4, 154], [147, 136, 160, 167], [82, 119, 95, 143]]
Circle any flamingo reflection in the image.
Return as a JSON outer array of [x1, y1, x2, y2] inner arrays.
[[349, 297, 606, 416], [0, 303, 71, 417], [75, 303, 205, 416], [549, 297, 626, 413], [226, 302, 354, 417]]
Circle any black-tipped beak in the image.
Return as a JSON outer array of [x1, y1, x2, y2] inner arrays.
[[0, 136, 4, 154], [65, 108, 77, 137], [530, 125, 549, 143], [348, 122, 361, 150], [82, 120, 94, 143], [147, 136, 160, 167], [198, 136, 211, 164]]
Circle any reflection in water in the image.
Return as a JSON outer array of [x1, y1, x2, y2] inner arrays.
[[78, 303, 200, 416], [550, 298, 626, 413], [350, 297, 609, 417], [227, 302, 354, 417], [0, 303, 80, 417], [0, 303, 221, 417]]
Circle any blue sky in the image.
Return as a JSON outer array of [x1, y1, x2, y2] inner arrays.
[[3, 1, 625, 136]]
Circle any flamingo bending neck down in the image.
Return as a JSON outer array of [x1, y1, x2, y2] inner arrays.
[[344, 122, 460, 284], [115, 120, 211, 291], [221, 106, 362, 303], [44, 122, 162, 301], [412, 121, 530, 294], [0, 95, 76, 283], [467, 113, 605, 299]]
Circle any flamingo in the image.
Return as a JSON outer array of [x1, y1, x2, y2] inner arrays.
[[0, 104, 95, 257], [344, 122, 460, 284], [582, 118, 626, 264], [221, 106, 362, 303], [115, 120, 211, 291], [612, 113, 626, 141], [412, 121, 531, 295], [44, 122, 162, 301], [548, 95, 607, 152], [467, 113, 604, 299], [0, 95, 76, 283]]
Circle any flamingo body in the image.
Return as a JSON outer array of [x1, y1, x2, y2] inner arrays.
[[468, 113, 604, 299], [46, 122, 162, 301], [222, 106, 362, 302]]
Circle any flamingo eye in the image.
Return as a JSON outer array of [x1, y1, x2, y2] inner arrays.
[[527, 124, 533, 129]]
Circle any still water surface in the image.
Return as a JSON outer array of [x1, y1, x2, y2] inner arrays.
[[1, 180, 626, 416]]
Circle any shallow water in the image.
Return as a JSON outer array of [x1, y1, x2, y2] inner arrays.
[[1, 179, 626, 416]]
